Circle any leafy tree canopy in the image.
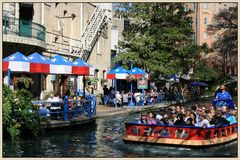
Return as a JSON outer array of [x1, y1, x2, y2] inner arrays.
[[114, 3, 210, 81], [207, 5, 237, 76], [207, 5, 237, 56]]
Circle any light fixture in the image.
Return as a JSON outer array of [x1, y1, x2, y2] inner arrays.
[[63, 10, 67, 16], [71, 13, 76, 20]]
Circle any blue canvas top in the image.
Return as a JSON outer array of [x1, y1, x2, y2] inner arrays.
[[72, 58, 89, 66], [128, 67, 145, 75], [3, 51, 29, 62], [191, 81, 209, 87], [107, 67, 128, 74], [50, 55, 73, 66], [27, 52, 51, 64]]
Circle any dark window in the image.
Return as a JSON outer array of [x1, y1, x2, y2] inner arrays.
[[131, 127, 140, 135], [214, 130, 219, 138], [124, 19, 130, 30], [158, 128, 170, 138], [19, 3, 34, 20], [221, 129, 226, 136], [205, 130, 211, 140], [232, 126, 235, 133], [143, 127, 152, 136], [227, 128, 230, 135]]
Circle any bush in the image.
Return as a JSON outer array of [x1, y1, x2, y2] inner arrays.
[[3, 84, 41, 140]]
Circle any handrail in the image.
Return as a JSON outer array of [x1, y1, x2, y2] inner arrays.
[[3, 16, 46, 42]]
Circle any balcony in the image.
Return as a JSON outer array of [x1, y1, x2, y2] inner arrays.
[[3, 16, 47, 49]]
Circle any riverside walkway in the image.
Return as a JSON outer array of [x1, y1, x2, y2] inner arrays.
[[96, 101, 178, 117]]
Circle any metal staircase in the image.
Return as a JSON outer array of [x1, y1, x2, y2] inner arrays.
[[45, 4, 111, 61], [78, 4, 110, 61]]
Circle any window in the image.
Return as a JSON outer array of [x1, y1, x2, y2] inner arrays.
[[204, 32, 208, 40], [124, 19, 130, 30], [193, 3, 195, 10], [204, 18, 208, 25], [214, 130, 219, 138], [213, 3, 216, 11], [203, 3, 208, 9]]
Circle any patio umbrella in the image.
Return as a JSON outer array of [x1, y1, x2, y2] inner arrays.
[[50, 55, 73, 74], [127, 67, 149, 79], [88, 64, 95, 76], [72, 58, 90, 75], [3, 51, 30, 72], [106, 67, 128, 79], [127, 67, 150, 106], [3, 52, 30, 87], [106, 67, 128, 107], [27, 52, 51, 73]]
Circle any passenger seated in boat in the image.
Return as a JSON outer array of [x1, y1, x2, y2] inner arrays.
[[189, 112, 197, 125], [156, 108, 166, 121], [174, 113, 186, 126], [175, 105, 182, 114], [186, 117, 195, 126], [209, 110, 230, 127], [195, 113, 210, 128], [138, 113, 148, 124], [147, 112, 157, 125], [191, 105, 199, 123], [226, 109, 237, 124], [184, 111, 191, 121], [156, 115, 163, 125], [168, 111, 177, 125], [221, 105, 230, 118]]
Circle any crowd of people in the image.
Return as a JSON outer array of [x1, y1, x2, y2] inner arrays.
[[138, 103, 237, 128], [102, 85, 183, 107]]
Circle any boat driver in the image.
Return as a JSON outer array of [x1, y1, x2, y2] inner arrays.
[[215, 85, 232, 101]]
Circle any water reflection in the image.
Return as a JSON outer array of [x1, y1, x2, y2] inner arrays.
[[3, 99, 238, 157]]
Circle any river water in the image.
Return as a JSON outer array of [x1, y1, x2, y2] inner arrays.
[[2, 99, 237, 158]]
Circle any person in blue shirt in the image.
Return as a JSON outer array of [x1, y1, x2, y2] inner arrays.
[[215, 85, 232, 100], [226, 110, 237, 124]]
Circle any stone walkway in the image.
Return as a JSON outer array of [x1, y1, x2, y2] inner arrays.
[[96, 101, 178, 117]]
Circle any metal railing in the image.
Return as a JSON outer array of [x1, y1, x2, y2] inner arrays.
[[78, 5, 110, 61], [3, 16, 46, 42], [32, 95, 97, 121]]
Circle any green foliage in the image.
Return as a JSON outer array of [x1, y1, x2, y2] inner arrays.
[[191, 62, 220, 81], [114, 3, 210, 80], [207, 6, 237, 76], [12, 76, 34, 89], [86, 77, 99, 85], [3, 84, 41, 140]]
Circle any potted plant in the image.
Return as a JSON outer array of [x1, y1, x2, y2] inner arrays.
[[126, 75, 135, 82]]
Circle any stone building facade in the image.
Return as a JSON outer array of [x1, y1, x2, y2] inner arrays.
[[3, 2, 113, 98]]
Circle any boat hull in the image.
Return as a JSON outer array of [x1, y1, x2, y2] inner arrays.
[[124, 123, 237, 147]]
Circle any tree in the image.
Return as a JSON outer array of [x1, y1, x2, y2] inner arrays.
[[3, 83, 41, 140], [207, 5, 237, 77], [114, 3, 209, 81]]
